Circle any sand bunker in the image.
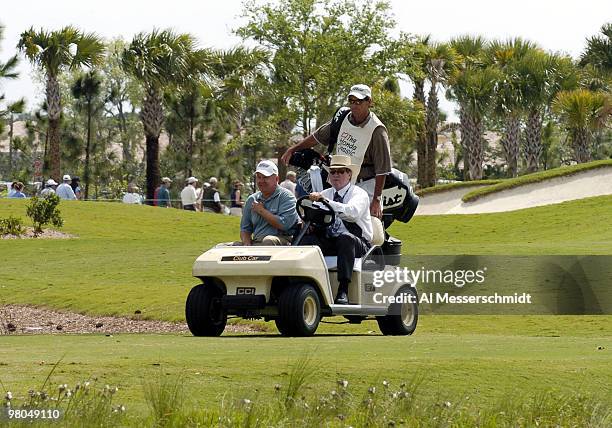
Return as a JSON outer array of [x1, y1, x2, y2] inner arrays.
[[416, 168, 612, 215], [416, 185, 490, 215]]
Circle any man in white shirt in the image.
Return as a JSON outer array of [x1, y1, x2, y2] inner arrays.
[[181, 177, 199, 211], [56, 175, 77, 200], [302, 155, 373, 304], [40, 179, 58, 197], [122, 184, 143, 204], [279, 170, 297, 196]]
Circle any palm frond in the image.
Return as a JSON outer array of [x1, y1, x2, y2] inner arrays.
[[553, 89, 611, 131], [71, 32, 106, 69], [8, 98, 26, 114], [0, 55, 20, 80], [579, 22, 612, 72], [121, 28, 203, 89], [18, 26, 105, 76]]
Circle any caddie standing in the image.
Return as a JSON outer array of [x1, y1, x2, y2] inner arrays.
[[281, 84, 391, 219]]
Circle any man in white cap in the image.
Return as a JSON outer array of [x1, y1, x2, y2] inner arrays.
[[40, 179, 58, 197], [181, 177, 199, 211], [201, 177, 222, 213], [302, 155, 373, 304], [281, 83, 391, 219], [239, 160, 298, 245], [56, 174, 77, 200]]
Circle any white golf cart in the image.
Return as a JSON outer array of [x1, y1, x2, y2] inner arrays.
[[185, 196, 418, 337]]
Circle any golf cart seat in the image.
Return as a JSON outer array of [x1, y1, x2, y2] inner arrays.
[[323, 216, 385, 271], [371, 216, 385, 246]]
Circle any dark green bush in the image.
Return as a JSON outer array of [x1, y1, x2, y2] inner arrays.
[[26, 194, 64, 236], [0, 216, 25, 236]]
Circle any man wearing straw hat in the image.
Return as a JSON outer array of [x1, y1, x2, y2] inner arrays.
[[303, 155, 373, 304]]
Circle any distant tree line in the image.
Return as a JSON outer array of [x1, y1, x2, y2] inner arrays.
[[0, 0, 610, 197]]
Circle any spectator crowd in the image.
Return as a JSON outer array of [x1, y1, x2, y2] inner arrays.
[[1, 170, 300, 219]]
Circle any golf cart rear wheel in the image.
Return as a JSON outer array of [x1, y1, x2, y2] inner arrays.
[[276, 284, 321, 337], [377, 286, 418, 336], [185, 284, 227, 336]]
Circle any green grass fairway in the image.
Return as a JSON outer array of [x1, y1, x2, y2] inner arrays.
[[1, 318, 610, 417], [1, 198, 611, 424], [1, 196, 612, 320], [393, 195, 612, 255]]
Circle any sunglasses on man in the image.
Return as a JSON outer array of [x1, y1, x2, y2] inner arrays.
[[348, 97, 369, 105], [329, 168, 350, 175]]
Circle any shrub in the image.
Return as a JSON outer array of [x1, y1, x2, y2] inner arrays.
[[0, 216, 25, 236], [26, 194, 64, 236]]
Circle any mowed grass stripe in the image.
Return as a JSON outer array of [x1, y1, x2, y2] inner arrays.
[[390, 194, 612, 255], [0, 333, 610, 415], [2, 196, 612, 320]]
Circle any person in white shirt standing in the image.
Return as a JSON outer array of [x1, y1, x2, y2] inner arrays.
[[56, 175, 77, 200], [181, 177, 199, 211], [40, 179, 58, 197], [301, 155, 373, 304]]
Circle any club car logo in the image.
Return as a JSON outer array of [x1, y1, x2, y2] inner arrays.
[[236, 287, 256, 295], [221, 256, 272, 262]]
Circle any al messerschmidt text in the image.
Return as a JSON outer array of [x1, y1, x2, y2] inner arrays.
[[373, 292, 532, 304]]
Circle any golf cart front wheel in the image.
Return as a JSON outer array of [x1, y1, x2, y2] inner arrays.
[[185, 284, 227, 336], [377, 285, 418, 336], [276, 284, 321, 337]]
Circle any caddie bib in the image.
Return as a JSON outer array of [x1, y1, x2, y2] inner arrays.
[[335, 112, 385, 183]]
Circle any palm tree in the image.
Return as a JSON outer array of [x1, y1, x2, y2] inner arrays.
[[519, 52, 578, 173], [17, 27, 104, 181], [72, 70, 103, 199], [448, 36, 498, 180], [213, 46, 269, 130], [121, 29, 210, 202], [399, 35, 429, 187], [486, 38, 537, 177], [579, 23, 612, 77], [517, 50, 549, 173], [424, 42, 456, 186], [0, 24, 21, 175], [579, 23, 611, 93], [450, 66, 500, 180], [552, 89, 611, 163]]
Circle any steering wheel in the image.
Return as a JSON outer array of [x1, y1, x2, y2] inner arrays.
[[296, 195, 336, 228]]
